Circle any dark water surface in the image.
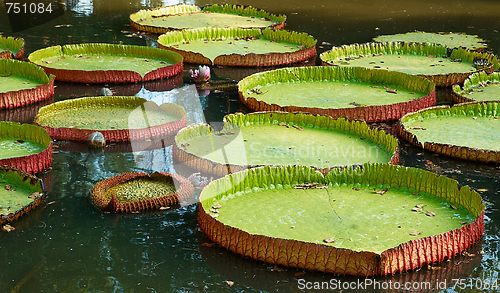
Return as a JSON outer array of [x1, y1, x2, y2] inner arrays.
[[1, 0, 499, 292]]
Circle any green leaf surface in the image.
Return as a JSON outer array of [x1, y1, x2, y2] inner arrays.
[[373, 32, 486, 50], [453, 72, 500, 102]]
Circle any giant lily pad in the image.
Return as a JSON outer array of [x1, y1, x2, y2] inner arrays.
[[90, 171, 194, 212], [173, 112, 399, 176], [0, 59, 55, 109], [158, 27, 316, 66], [398, 101, 500, 163], [0, 36, 24, 60], [238, 66, 435, 122], [452, 71, 500, 103], [373, 31, 487, 51], [0, 121, 52, 174], [320, 42, 499, 87], [0, 165, 47, 227], [130, 4, 286, 34], [199, 164, 484, 276], [28, 43, 183, 83], [34, 96, 187, 142]]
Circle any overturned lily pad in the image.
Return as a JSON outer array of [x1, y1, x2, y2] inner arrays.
[[199, 163, 484, 276], [398, 101, 500, 163], [373, 31, 487, 51], [90, 171, 194, 212], [0, 165, 47, 227], [173, 112, 399, 176], [34, 96, 187, 142], [452, 71, 500, 103], [130, 4, 285, 34], [0, 121, 52, 174], [158, 27, 316, 66], [0, 59, 55, 109], [0, 36, 24, 60], [28, 43, 183, 83], [320, 42, 499, 87], [239, 66, 435, 122]]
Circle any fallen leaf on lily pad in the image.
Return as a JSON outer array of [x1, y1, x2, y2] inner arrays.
[[410, 231, 422, 236], [212, 204, 222, 209], [412, 207, 422, 212], [28, 192, 41, 199], [450, 205, 459, 210], [426, 211, 436, 217], [323, 238, 335, 243], [352, 187, 360, 191], [416, 203, 424, 208], [373, 187, 388, 195]]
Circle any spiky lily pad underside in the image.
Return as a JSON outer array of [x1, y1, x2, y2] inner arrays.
[[238, 66, 435, 122], [158, 27, 316, 67], [398, 101, 500, 163], [173, 111, 399, 176], [91, 172, 194, 212], [0, 121, 52, 174], [320, 42, 499, 87], [198, 164, 484, 276], [373, 31, 487, 51], [0, 59, 55, 110], [0, 36, 24, 60], [130, 4, 286, 34], [452, 72, 500, 103], [0, 165, 47, 226], [28, 43, 183, 83], [34, 96, 187, 142]]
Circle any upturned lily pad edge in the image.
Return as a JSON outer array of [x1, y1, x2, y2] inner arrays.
[[130, 3, 286, 34], [452, 71, 500, 103], [397, 101, 500, 163], [0, 121, 53, 174], [238, 66, 436, 122], [158, 27, 316, 67], [319, 42, 499, 87], [198, 163, 484, 276], [0, 36, 25, 60], [90, 171, 194, 212], [34, 96, 187, 142], [0, 165, 47, 226], [27, 43, 183, 83], [173, 111, 399, 176], [0, 59, 55, 109]]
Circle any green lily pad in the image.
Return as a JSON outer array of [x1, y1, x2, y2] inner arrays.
[[0, 166, 46, 226], [91, 171, 194, 213], [373, 31, 487, 50], [28, 43, 183, 83], [174, 112, 398, 176], [34, 96, 187, 142], [158, 27, 316, 66], [0, 121, 52, 174], [238, 66, 435, 122], [130, 4, 285, 34], [398, 101, 500, 163], [452, 71, 500, 103], [320, 42, 499, 87], [0, 59, 55, 109], [0, 36, 24, 60], [199, 164, 484, 276]]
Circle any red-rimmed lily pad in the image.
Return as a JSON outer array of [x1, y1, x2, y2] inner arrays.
[[173, 111, 399, 176], [130, 4, 286, 34], [28, 43, 183, 83], [452, 71, 500, 103], [158, 27, 316, 67], [90, 171, 194, 212], [0, 59, 55, 109], [0, 121, 52, 174], [0, 165, 47, 227], [238, 66, 435, 122], [198, 163, 484, 276], [373, 31, 487, 51], [0, 36, 24, 60], [398, 101, 500, 163], [34, 96, 187, 142], [320, 42, 499, 87]]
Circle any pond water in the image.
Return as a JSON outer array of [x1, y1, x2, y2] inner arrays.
[[0, 0, 499, 292]]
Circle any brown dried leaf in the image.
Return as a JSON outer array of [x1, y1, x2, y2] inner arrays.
[[292, 125, 303, 131], [386, 89, 397, 94], [278, 122, 290, 128], [294, 271, 306, 276], [373, 187, 388, 195], [426, 211, 436, 217], [461, 221, 468, 225], [201, 242, 216, 247], [352, 187, 360, 191], [212, 204, 222, 209], [2, 224, 15, 232], [211, 214, 219, 218], [412, 207, 422, 212], [409, 126, 426, 130], [450, 205, 459, 210], [28, 192, 40, 199], [410, 231, 422, 236], [44, 60, 53, 64], [1, 73, 11, 77], [323, 238, 335, 243], [159, 207, 170, 210], [416, 203, 424, 208], [225, 280, 234, 286]]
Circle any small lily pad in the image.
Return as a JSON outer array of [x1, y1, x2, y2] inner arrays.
[[0, 36, 24, 60], [452, 71, 500, 103], [373, 31, 487, 50]]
